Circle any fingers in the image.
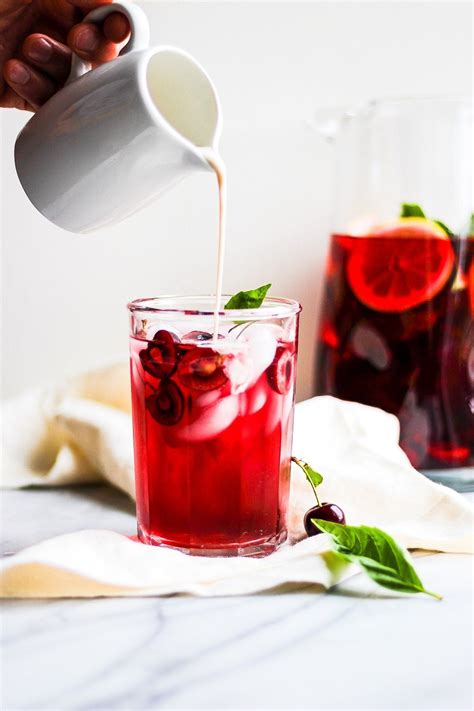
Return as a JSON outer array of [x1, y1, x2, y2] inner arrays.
[[22, 34, 72, 84], [0, 0, 33, 11], [3, 59, 57, 110], [0, 85, 33, 112], [2, 35, 72, 112], [1, 0, 131, 113], [103, 12, 130, 43], [67, 13, 130, 64], [41, 0, 78, 29], [67, 22, 110, 62]]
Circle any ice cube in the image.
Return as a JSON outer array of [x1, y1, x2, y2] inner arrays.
[[350, 324, 391, 370], [194, 389, 222, 409], [243, 324, 279, 383], [264, 390, 283, 435], [216, 324, 282, 394], [167, 395, 240, 443], [245, 375, 268, 415], [223, 352, 252, 394]]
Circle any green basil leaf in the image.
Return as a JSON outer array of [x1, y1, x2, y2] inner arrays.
[[291, 457, 323, 500], [400, 203, 453, 235], [224, 283, 271, 310], [401, 203, 426, 218], [469, 213, 474, 235], [433, 219, 453, 236], [313, 519, 442, 600]]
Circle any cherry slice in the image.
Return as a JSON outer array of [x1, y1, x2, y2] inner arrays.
[[177, 346, 228, 391], [346, 227, 455, 313], [146, 380, 184, 425], [139, 329, 179, 379], [267, 346, 295, 394]]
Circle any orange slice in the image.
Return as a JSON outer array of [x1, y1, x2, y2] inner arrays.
[[346, 219, 455, 312]]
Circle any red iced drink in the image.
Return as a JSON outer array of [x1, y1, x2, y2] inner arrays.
[[315, 219, 474, 470], [129, 296, 300, 556]]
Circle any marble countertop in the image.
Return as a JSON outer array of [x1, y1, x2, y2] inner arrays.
[[1, 485, 472, 711]]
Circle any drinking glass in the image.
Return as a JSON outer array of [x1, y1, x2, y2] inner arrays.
[[128, 295, 301, 556]]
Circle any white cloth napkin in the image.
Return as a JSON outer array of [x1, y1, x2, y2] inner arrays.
[[1, 365, 473, 598]]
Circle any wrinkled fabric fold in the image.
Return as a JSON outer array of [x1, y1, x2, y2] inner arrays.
[[1, 364, 472, 599]]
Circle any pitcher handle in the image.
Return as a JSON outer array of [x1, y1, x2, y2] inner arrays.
[[66, 1, 150, 84]]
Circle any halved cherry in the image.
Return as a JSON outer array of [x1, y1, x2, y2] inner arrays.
[[346, 220, 455, 313], [177, 346, 228, 391], [146, 380, 184, 425], [177, 343, 195, 358], [139, 329, 179, 379], [267, 346, 295, 394]]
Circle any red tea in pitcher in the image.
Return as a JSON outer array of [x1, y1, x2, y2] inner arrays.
[[315, 217, 474, 470]]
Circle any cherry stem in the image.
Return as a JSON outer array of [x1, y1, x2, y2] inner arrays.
[[291, 456, 321, 506]]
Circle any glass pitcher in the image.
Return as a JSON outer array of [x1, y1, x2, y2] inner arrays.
[[313, 97, 473, 488]]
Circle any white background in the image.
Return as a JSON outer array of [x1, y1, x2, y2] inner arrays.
[[1, 1, 472, 400]]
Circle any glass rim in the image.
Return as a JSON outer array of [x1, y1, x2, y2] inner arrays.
[[362, 96, 473, 115], [127, 294, 301, 320], [369, 95, 471, 105], [335, 96, 472, 120]]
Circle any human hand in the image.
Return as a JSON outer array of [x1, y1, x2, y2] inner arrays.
[[0, 0, 130, 111]]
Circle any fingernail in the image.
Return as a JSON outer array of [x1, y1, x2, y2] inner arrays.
[[26, 38, 53, 63], [75, 28, 99, 52], [7, 62, 30, 85]]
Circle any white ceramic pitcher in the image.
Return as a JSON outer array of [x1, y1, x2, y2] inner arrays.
[[14, 2, 222, 233]]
